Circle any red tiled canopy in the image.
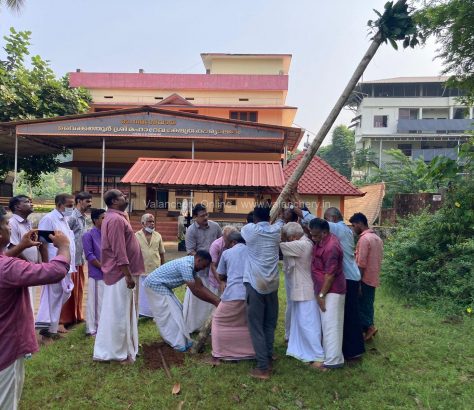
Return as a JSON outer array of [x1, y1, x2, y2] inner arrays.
[[282, 152, 363, 196], [121, 158, 285, 188]]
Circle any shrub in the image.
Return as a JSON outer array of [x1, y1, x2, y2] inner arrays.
[[383, 177, 474, 315]]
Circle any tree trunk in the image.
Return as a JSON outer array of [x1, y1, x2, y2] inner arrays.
[[269, 31, 383, 220]]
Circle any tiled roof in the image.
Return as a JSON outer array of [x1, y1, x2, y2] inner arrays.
[[344, 183, 385, 225], [69, 72, 288, 91], [281, 152, 363, 196], [121, 158, 285, 188]]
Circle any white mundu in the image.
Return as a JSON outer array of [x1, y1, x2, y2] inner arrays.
[[93, 277, 138, 362]]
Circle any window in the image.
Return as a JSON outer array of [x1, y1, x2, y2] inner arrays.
[[82, 174, 130, 196], [175, 190, 191, 196], [399, 108, 419, 120], [397, 144, 412, 157], [373, 115, 388, 128], [226, 199, 237, 206], [453, 107, 469, 119], [230, 111, 258, 122]]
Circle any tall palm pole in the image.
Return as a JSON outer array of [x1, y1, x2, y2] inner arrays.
[[193, 0, 419, 352], [270, 0, 419, 220]]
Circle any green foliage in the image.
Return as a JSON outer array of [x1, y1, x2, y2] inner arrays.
[[368, 1, 420, 49], [363, 137, 473, 206], [317, 125, 355, 179], [15, 168, 72, 199], [414, 0, 474, 104], [0, 27, 91, 186], [383, 177, 474, 315]]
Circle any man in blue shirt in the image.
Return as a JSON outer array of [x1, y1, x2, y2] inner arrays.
[[241, 205, 285, 380], [144, 251, 220, 351]]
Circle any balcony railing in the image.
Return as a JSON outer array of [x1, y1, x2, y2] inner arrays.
[[412, 148, 458, 161], [397, 119, 474, 133]]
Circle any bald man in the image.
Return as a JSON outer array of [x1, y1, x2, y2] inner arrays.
[[135, 213, 165, 318]]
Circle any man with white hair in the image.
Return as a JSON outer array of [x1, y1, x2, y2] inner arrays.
[[280, 222, 324, 365], [208, 225, 238, 293], [135, 213, 165, 318]]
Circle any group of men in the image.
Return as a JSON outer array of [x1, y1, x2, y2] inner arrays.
[[0, 188, 383, 408], [144, 201, 383, 380]]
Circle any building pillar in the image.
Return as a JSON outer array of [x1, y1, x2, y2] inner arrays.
[[340, 195, 345, 217], [13, 131, 18, 195], [101, 137, 106, 208], [449, 106, 454, 119], [317, 195, 323, 217], [419, 107, 423, 119], [190, 140, 194, 212]]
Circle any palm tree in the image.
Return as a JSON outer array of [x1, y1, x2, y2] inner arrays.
[[0, 0, 25, 12], [270, 0, 420, 219]]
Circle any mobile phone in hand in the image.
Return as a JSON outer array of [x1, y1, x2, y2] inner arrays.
[[38, 230, 55, 243]]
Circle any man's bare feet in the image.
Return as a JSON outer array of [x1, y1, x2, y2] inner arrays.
[[202, 356, 222, 366], [249, 368, 271, 380], [309, 361, 328, 372], [119, 357, 135, 365], [57, 324, 68, 334]]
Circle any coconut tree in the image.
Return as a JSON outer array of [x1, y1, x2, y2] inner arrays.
[[270, 0, 420, 219], [0, 0, 25, 12]]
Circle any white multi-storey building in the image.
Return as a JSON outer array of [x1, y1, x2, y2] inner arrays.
[[348, 76, 473, 168]]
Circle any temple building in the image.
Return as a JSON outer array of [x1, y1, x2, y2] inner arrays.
[[0, 53, 363, 237]]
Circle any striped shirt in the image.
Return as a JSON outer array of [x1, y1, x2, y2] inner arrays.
[[144, 256, 196, 295]]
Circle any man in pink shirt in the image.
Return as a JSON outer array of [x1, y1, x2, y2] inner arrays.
[[209, 225, 237, 293], [309, 218, 346, 370], [0, 206, 70, 409], [93, 190, 145, 364], [349, 212, 384, 341]]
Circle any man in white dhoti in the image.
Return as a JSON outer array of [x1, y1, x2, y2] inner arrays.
[[135, 213, 165, 318], [144, 251, 220, 351], [35, 194, 76, 339], [93, 190, 145, 364], [7, 195, 41, 314], [183, 204, 222, 333], [280, 222, 324, 364]]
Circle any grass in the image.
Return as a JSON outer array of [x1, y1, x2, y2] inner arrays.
[[21, 279, 474, 410]]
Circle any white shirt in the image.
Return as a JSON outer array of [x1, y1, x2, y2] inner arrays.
[[280, 235, 315, 301], [217, 243, 248, 302], [241, 219, 284, 294], [38, 209, 76, 273], [8, 214, 40, 263]]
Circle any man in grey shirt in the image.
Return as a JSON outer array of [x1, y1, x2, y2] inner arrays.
[[60, 191, 92, 328], [183, 203, 222, 333]]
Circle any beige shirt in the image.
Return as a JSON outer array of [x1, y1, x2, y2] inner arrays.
[[135, 230, 165, 275], [280, 236, 315, 301]]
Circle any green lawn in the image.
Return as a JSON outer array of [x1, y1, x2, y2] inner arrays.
[[21, 281, 474, 410]]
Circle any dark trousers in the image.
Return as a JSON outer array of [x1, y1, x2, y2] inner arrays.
[[359, 282, 376, 331], [245, 283, 279, 370], [342, 280, 365, 359]]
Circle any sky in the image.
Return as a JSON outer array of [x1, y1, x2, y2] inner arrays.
[[0, 0, 444, 147]]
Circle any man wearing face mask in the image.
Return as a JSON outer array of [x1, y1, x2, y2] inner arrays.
[[35, 194, 76, 339], [60, 191, 93, 329], [93, 190, 144, 364], [135, 213, 165, 318]]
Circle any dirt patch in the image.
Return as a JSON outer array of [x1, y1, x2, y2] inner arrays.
[[142, 341, 186, 370]]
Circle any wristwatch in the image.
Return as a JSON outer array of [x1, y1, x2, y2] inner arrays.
[[319, 292, 325, 299]]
